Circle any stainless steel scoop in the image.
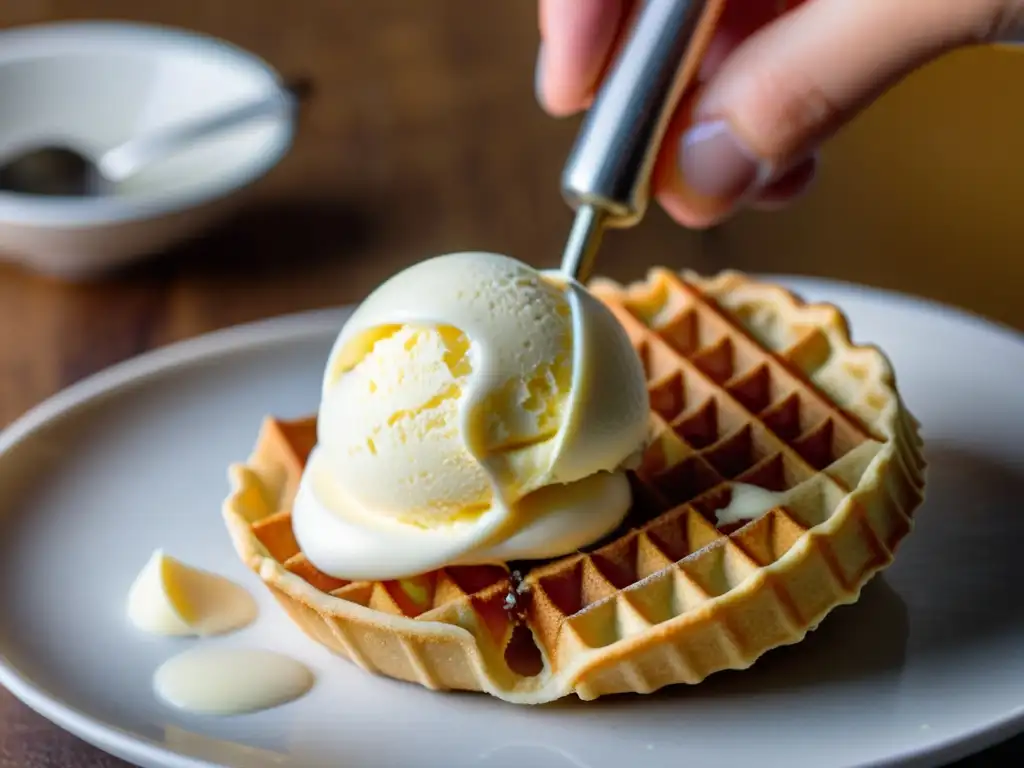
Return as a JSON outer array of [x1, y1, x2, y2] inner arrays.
[[559, 0, 724, 283]]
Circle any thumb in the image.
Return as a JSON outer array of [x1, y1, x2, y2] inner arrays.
[[658, 0, 1024, 226]]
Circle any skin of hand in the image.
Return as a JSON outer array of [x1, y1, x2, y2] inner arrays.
[[536, 0, 1024, 228]]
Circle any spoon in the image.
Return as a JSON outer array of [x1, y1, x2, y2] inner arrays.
[[0, 88, 296, 197]]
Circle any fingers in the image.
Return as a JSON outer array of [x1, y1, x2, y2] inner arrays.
[[699, 0, 802, 78], [536, 0, 1024, 227], [654, 0, 795, 227], [658, 0, 1024, 226], [652, 110, 821, 224], [536, 0, 628, 116]]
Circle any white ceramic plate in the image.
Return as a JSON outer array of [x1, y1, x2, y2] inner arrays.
[[0, 277, 1022, 768]]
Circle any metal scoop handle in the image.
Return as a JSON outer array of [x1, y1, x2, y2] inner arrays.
[[559, 0, 724, 281]]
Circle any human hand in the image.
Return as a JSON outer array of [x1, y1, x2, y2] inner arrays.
[[536, 0, 1024, 227]]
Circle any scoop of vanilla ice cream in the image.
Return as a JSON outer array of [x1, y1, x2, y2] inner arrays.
[[318, 254, 574, 523], [292, 251, 649, 580]]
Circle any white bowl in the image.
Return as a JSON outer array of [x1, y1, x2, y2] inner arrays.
[[0, 21, 295, 280]]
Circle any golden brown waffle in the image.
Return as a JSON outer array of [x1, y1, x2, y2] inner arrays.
[[223, 269, 926, 704]]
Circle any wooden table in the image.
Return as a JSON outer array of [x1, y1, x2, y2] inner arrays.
[[1, 1, 1023, 765]]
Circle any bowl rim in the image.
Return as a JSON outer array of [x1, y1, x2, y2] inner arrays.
[[0, 20, 295, 228]]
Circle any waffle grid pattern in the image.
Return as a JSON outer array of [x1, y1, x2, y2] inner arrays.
[[223, 270, 926, 704]]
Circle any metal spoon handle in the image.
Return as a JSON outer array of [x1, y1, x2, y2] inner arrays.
[[560, 0, 724, 230], [98, 89, 295, 183]]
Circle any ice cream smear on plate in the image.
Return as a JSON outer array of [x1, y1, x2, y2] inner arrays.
[[127, 550, 315, 716], [292, 251, 651, 581], [154, 648, 314, 716]]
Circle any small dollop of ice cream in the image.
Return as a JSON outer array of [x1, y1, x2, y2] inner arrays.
[[126, 549, 257, 636]]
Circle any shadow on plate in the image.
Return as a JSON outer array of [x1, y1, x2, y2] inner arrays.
[[886, 441, 1024, 656]]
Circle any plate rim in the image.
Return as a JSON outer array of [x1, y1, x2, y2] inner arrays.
[[0, 275, 1021, 768], [0, 308, 348, 768]]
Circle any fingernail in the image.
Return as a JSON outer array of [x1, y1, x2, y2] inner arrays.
[[679, 120, 767, 200], [534, 43, 548, 108]]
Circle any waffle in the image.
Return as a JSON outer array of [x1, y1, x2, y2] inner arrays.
[[223, 269, 926, 704]]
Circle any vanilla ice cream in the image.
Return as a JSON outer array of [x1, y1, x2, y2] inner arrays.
[[126, 549, 257, 636], [292, 252, 649, 580]]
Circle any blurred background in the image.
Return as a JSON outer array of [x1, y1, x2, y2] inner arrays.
[[0, 2, 1022, 426], [0, 2, 1023, 766]]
